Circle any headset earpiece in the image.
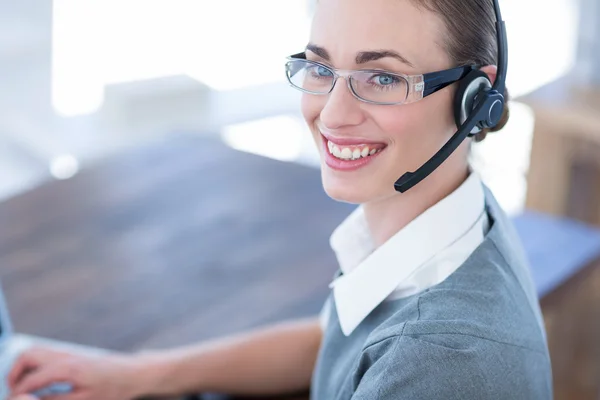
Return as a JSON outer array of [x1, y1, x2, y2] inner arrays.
[[394, 0, 507, 193], [453, 70, 492, 136]]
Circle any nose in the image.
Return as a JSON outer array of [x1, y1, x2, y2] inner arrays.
[[319, 77, 365, 130]]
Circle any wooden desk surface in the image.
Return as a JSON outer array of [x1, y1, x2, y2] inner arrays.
[[541, 256, 600, 400], [0, 135, 352, 355]]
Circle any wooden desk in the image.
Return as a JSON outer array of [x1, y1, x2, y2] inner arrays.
[[0, 136, 353, 399], [540, 256, 600, 400]]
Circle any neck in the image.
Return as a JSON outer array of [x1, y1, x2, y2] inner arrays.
[[363, 164, 470, 248]]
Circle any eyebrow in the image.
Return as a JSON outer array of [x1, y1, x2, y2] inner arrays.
[[305, 43, 415, 68]]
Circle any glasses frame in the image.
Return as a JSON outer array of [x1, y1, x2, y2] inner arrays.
[[285, 52, 478, 106]]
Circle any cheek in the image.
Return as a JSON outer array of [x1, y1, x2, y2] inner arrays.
[[372, 94, 456, 169], [385, 93, 454, 141], [301, 94, 324, 150], [301, 93, 321, 128], [372, 104, 427, 148]]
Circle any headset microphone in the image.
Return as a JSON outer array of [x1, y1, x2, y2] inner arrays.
[[394, 0, 507, 193]]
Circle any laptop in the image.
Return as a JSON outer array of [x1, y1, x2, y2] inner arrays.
[[0, 285, 101, 399]]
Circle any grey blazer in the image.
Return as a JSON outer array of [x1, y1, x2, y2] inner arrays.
[[311, 187, 552, 399]]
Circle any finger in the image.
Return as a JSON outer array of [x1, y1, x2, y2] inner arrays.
[[8, 347, 60, 390], [11, 367, 73, 396], [44, 392, 88, 400], [9, 395, 39, 400], [7, 359, 29, 391], [8, 349, 48, 390]]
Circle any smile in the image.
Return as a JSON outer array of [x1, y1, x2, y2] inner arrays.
[[320, 133, 388, 171], [326, 140, 384, 160]]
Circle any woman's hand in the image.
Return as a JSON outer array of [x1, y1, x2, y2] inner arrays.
[[9, 395, 39, 400], [8, 345, 145, 400]]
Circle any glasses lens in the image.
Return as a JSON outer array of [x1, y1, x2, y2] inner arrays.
[[286, 60, 334, 94], [351, 71, 409, 104]]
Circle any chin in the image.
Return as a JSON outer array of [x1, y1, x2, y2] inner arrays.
[[320, 170, 383, 204], [323, 186, 371, 204]]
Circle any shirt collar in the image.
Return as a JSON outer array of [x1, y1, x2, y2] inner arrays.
[[329, 205, 374, 275], [329, 173, 486, 336]]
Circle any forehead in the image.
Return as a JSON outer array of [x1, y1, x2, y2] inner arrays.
[[310, 0, 449, 71]]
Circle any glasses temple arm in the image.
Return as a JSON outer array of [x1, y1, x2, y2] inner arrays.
[[289, 52, 307, 60], [421, 65, 477, 97]]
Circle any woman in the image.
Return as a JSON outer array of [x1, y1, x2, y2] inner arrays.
[[9, 0, 552, 399]]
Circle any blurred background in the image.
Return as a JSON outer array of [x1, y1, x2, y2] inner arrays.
[[0, 0, 590, 214], [1, 0, 600, 399]]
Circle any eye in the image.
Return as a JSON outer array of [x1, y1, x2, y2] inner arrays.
[[306, 64, 334, 80], [315, 66, 333, 77], [373, 74, 399, 86]]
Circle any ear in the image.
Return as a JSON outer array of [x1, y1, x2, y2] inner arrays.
[[479, 65, 498, 86]]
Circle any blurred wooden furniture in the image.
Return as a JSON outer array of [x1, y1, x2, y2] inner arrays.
[[540, 256, 600, 400], [522, 80, 600, 399], [514, 212, 600, 399], [0, 135, 353, 399], [0, 135, 598, 399], [523, 84, 600, 226]]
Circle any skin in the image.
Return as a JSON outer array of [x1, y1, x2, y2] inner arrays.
[[8, 1, 497, 399]]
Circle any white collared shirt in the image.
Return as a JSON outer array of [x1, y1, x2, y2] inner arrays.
[[320, 173, 490, 336]]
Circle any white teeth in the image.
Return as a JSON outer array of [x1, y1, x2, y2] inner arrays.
[[332, 146, 342, 158], [327, 140, 383, 160]]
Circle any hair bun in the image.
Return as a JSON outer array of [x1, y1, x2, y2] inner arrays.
[[474, 88, 510, 142]]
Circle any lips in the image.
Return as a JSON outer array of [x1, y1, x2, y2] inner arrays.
[[320, 133, 387, 171], [320, 131, 388, 148]]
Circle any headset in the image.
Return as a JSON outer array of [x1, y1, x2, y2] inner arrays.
[[394, 0, 507, 193]]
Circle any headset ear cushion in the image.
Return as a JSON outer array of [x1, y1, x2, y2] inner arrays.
[[453, 70, 492, 132]]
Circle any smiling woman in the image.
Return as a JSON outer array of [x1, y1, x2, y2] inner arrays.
[[289, 0, 552, 398]]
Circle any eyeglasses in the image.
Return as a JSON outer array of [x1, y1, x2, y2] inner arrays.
[[285, 52, 478, 106]]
